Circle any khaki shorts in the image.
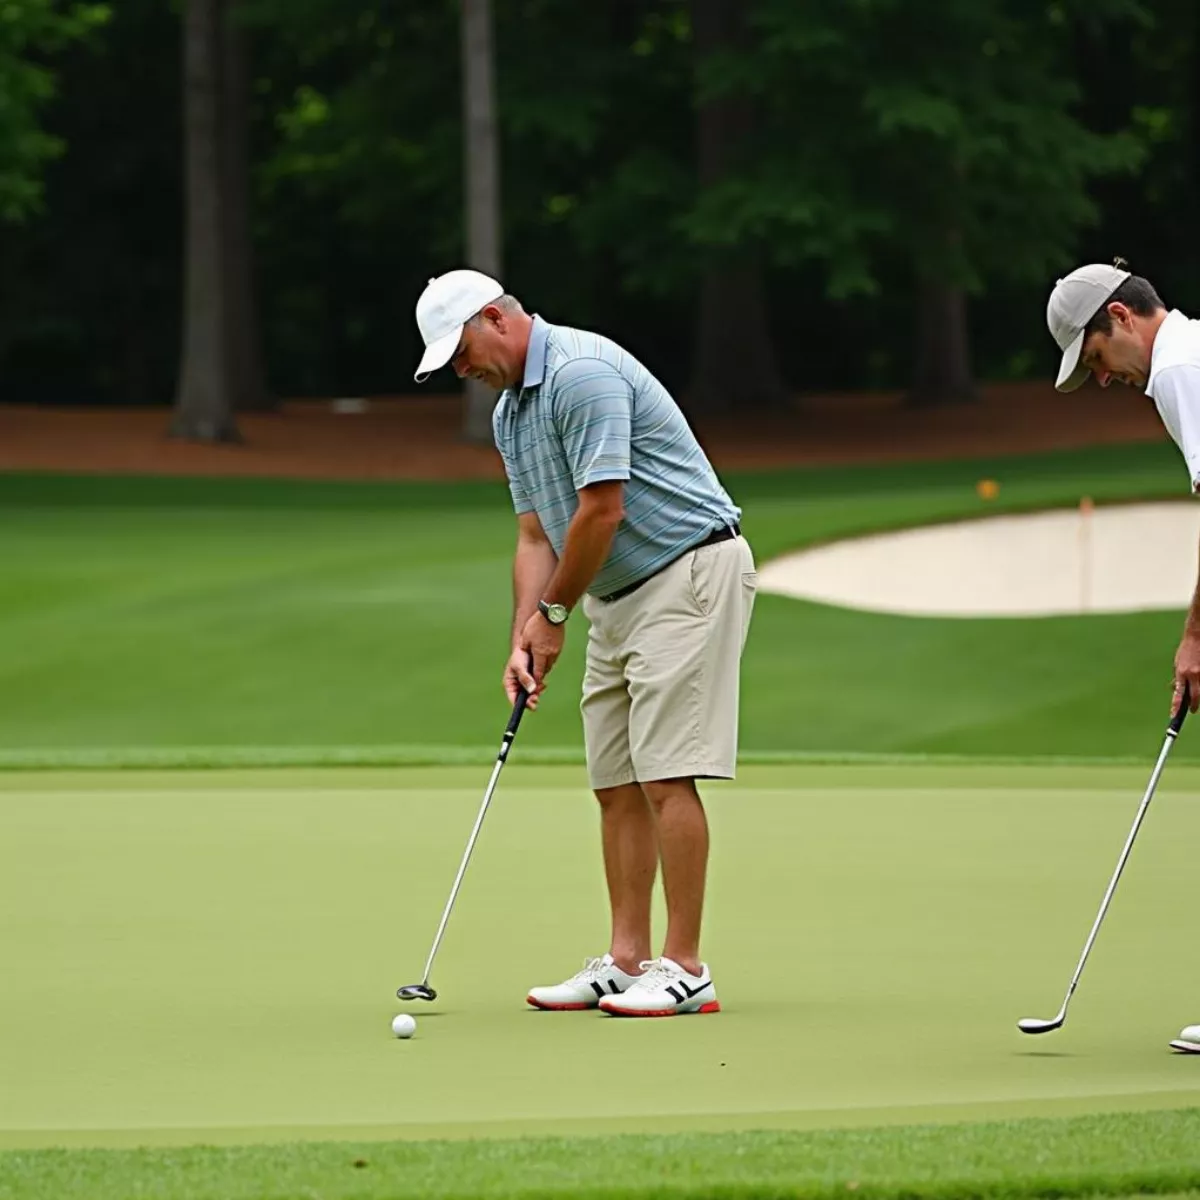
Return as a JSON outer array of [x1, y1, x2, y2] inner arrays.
[[579, 535, 757, 790]]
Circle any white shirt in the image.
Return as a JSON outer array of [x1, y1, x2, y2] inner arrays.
[[1147, 309, 1200, 493]]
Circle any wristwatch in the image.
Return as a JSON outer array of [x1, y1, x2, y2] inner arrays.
[[538, 599, 569, 625]]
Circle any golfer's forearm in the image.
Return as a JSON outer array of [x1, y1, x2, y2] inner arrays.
[[1187, 597, 1200, 639], [542, 509, 621, 612], [512, 538, 558, 649], [1186, 541, 1200, 639]]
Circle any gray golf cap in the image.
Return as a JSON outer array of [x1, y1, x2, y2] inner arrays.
[[1046, 262, 1131, 392]]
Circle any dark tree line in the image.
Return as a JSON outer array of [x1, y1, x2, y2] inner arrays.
[[1, 0, 1195, 442]]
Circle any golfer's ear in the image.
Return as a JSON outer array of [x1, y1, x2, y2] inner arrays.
[[1110, 302, 1134, 328]]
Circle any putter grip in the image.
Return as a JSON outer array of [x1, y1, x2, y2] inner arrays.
[[1170, 682, 1192, 735], [506, 685, 530, 735], [504, 652, 536, 737]]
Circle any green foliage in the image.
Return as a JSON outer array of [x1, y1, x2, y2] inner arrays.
[[684, 0, 1151, 296], [0, 0, 109, 222], [0, 0, 1195, 400], [1092, 0, 1200, 311]]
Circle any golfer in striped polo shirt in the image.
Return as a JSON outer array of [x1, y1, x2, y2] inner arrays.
[[413, 269, 757, 1017]]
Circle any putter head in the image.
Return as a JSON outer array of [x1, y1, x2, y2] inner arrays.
[[396, 983, 437, 1002], [1017, 1016, 1064, 1034]]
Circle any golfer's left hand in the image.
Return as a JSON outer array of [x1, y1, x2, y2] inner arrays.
[[1172, 632, 1200, 713], [520, 612, 565, 694]]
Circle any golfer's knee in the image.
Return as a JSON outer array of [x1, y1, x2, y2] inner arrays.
[[639, 777, 700, 812], [595, 783, 647, 812]]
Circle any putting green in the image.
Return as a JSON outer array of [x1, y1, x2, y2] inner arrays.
[[3, 762, 1200, 1149]]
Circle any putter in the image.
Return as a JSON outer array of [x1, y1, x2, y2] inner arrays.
[[1017, 682, 1191, 1035], [396, 662, 533, 1002]]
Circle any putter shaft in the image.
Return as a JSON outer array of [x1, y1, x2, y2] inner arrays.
[[398, 678, 531, 1001], [1018, 687, 1189, 1033]]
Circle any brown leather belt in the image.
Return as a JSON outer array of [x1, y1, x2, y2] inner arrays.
[[596, 523, 741, 603]]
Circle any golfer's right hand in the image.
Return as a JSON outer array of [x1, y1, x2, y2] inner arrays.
[[504, 648, 540, 710], [1173, 632, 1200, 714]]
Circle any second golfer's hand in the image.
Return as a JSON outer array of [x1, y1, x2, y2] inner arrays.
[[1173, 631, 1200, 714]]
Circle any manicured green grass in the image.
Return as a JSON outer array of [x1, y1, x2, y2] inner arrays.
[[5, 762, 1200, 1149], [5, 762, 1200, 1195], [7, 1109, 1200, 1200], [0, 440, 1196, 766]]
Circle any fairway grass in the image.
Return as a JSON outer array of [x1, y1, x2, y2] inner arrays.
[[3, 442, 1200, 764]]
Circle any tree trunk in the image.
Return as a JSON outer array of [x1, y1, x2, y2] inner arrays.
[[460, 0, 501, 444], [907, 276, 976, 407], [687, 0, 788, 414], [172, 0, 241, 442], [690, 258, 787, 413], [222, 1, 271, 412]]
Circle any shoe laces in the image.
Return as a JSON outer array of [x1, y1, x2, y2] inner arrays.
[[567, 956, 610, 985], [631, 958, 683, 992]]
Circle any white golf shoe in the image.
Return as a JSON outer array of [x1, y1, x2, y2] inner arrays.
[[526, 953, 640, 1011], [599, 956, 720, 1017], [1169, 1023, 1200, 1053]]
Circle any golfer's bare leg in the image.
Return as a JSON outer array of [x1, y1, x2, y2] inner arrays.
[[596, 783, 656, 975], [640, 776, 707, 976]]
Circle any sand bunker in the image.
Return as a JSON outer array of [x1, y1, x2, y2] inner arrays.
[[757, 501, 1200, 617]]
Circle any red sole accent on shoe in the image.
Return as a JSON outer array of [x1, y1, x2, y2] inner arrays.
[[601, 1000, 721, 1018], [525, 996, 594, 1011]]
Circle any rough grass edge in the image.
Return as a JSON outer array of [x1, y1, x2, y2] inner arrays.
[[0, 744, 1195, 772], [2, 1150, 1200, 1200]]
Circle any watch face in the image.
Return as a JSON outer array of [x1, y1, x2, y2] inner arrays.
[[546, 603, 568, 624]]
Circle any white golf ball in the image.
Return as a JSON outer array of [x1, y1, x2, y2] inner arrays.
[[391, 1013, 416, 1039]]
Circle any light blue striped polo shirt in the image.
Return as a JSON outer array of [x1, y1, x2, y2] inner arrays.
[[491, 315, 741, 599]]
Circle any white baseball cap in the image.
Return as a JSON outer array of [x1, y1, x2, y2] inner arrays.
[[1046, 262, 1131, 392], [413, 269, 505, 382]]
